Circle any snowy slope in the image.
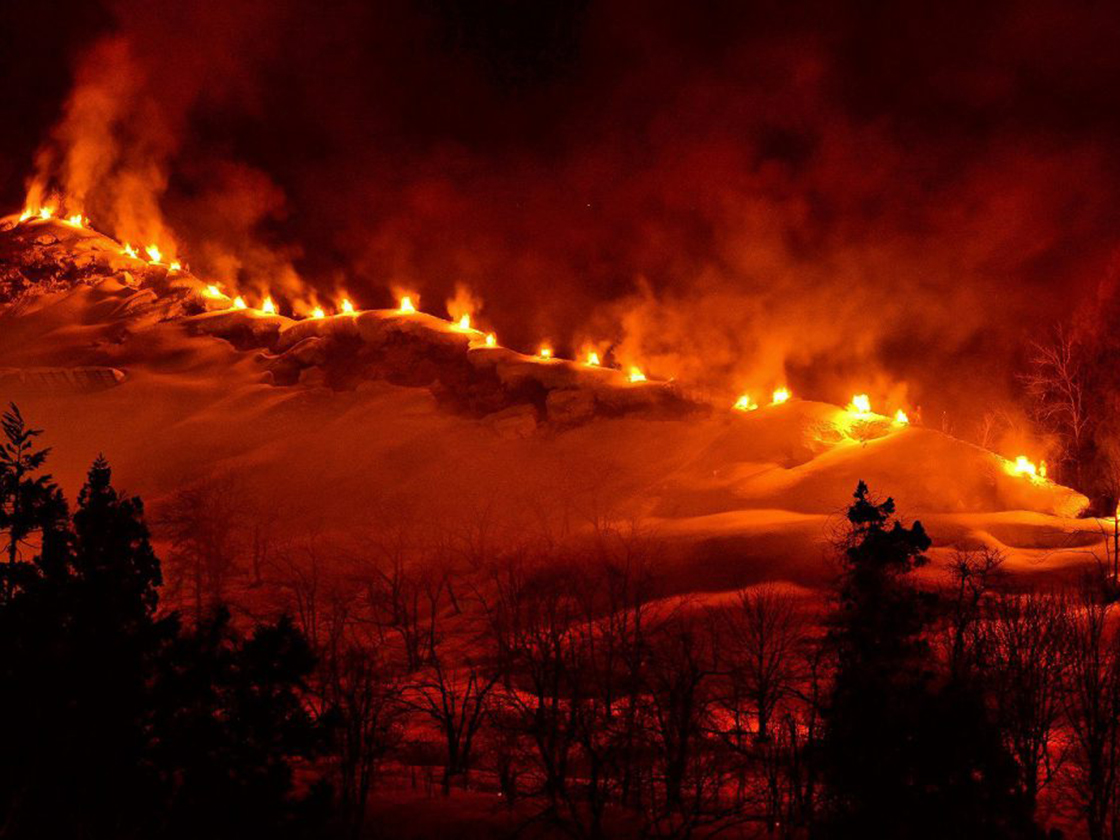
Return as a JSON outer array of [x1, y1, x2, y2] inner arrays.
[[0, 217, 1102, 591]]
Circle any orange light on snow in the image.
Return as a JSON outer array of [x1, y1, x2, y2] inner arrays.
[[399, 295, 416, 314], [628, 367, 647, 383], [734, 394, 758, 412], [340, 299, 355, 314], [145, 244, 162, 264], [261, 297, 276, 315], [538, 346, 553, 359], [893, 409, 909, 426], [484, 332, 496, 347], [772, 387, 791, 405], [586, 351, 601, 366], [233, 296, 247, 310]]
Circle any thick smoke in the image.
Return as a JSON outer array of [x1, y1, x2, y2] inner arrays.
[[12, 0, 1120, 441]]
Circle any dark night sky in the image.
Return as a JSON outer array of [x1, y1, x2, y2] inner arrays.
[[3, 0, 1120, 428]]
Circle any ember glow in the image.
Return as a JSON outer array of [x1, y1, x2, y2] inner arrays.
[[66, 214, 85, 227], [204, 284, 223, 299], [628, 366, 647, 383], [772, 388, 791, 406], [538, 346, 553, 359], [232, 296, 247, 310], [848, 394, 873, 416], [145, 244, 162, 264], [261, 297, 277, 315], [894, 409, 910, 426], [121, 243, 137, 258], [37, 207, 53, 221], [340, 298, 355, 314], [455, 313, 471, 331], [168, 260, 181, 272], [398, 296, 416, 314], [311, 306, 325, 319], [484, 332, 496, 347], [1011, 455, 1040, 479], [585, 351, 601, 366]]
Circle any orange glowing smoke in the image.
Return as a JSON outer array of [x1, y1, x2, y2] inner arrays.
[[233, 296, 247, 310], [734, 394, 758, 412], [586, 351, 601, 366], [145, 244, 162, 264], [538, 346, 553, 359], [340, 299, 355, 314], [894, 409, 909, 425], [484, 332, 497, 347], [399, 295, 416, 314], [772, 387, 791, 405], [261, 297, 277, 315], [848, 393, 872, 416], [628, 366, 647, 383]]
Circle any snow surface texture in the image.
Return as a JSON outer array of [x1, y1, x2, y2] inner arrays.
[[0, 217, 1102, 592]]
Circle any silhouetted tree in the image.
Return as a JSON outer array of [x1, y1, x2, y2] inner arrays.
[[0, 403, 65, 569], [819, 481, 1039, 839]]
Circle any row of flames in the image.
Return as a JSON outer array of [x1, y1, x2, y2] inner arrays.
[[12, 203, 1049, 481]]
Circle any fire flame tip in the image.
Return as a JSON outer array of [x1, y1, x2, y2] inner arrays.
[[771, 387, 791, 405], [398, 295, 417, 314]]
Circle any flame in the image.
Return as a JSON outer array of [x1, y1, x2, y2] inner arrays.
[[734, 394, 758, 412], [66, 214, 85, 227], [261, 297, 276, 315], [121, 243, 137, 258], [772, 387, 791, 405], [1039, 460, 1048, 479], [204, 284, 223, 298], [893, 409, 909, 425], [628, 366, 647, 383], [484, 332, 496, 347], [38, 206, 54, 220], [18, 210, 31, 222], [340, 298, 355, 314], [145, 244, 162, 264], [168, 260, 181, 272], [538, 346, 553, 359], [311, 306, 325, 319], [399, 295, 416, 313], [456, 313, 472, 331], [586, 351, 601, 366], [848, 393, 872, 415], [233, 296, 247, 310], [1012, 455, 1039, 478]]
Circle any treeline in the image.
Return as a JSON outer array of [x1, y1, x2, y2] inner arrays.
[[3, 404, 1120, 839]]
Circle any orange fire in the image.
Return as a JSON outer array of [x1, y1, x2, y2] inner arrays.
[[311, 306, 326, 319], [484, 332, 496, 347], [233, 296, 247, 310], [121, 243, 138, 258], [454, 313, 472, 331], [145, 244, 162, 264], [538, 346, 553, 359], [204, 284, 223, 298], [340, 298, 355, 314], [38, 206, 54, 221], [734, 394, 758, 412], [628, 366, 647, 383], [893, 409, 910, 425], [261, 297, 277, 315], [399, 295, 416, 314], [66, 214, 85, 227], [1040, 460, 1048, 479], [18, 210, 31, 222], [848, 393, 872, 416], [1012, 455, 1039, 478], [772, 387, 791, 405], [586, 351, 601, 366]]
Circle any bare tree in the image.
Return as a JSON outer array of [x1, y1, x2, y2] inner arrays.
[[987, 591, 1070, 811], [942, 547, 1005, 681], [1063, 582, 1120, 840], [1022, 324, 1090, 487]]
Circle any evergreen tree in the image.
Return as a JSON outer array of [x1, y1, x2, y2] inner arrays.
[[819, 482, 1040, 839], [0, 403, 66, 570]]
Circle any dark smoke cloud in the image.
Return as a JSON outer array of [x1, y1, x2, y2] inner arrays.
[[6, 0, 1120, 437]]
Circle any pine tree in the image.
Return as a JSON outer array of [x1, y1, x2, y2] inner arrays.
[[0, 403, 65, 568]]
